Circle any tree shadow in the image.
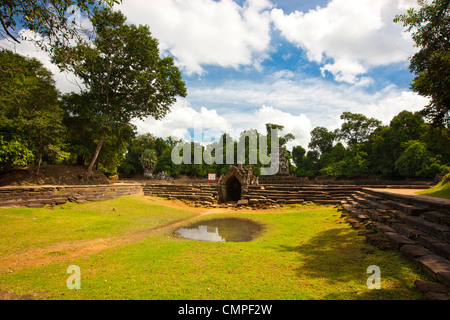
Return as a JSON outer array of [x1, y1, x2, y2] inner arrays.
[[278, 227, 424, 300]]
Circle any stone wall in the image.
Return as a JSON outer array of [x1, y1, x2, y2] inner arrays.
[[0, 183, 143, 208], [143, 183, 362, 207], [258, 175, 432, 187], [143, 184, 218, 204]]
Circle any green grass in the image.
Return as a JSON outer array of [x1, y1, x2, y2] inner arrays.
[[417, 173, 450, 199], [0, 196, 431, 300], [0, 196, 198, 257]]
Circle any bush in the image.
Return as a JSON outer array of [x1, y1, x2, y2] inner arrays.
[[0, 137, 34, 167]]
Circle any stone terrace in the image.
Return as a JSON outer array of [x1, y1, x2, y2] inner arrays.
[[142, 182, 429, 208], [341, 188, 450, 298], [143, 184, 218, 205], [0, 183, 143, 208], [142, 183, 363, 207]]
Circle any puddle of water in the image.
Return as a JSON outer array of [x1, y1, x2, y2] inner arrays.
[[175, 218, 264, 242]]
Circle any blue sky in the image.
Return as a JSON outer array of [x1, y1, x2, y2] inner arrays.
[[0, 0, 429, 149]]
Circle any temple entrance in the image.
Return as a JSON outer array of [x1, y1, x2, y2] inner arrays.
[[225, 176, 241, 202], [217, 165, 257, 203]]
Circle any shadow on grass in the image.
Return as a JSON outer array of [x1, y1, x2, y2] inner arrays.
[[278, 227, 422, 300]]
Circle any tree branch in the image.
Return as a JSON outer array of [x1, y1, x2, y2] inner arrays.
[[0, 15, 20, 44]]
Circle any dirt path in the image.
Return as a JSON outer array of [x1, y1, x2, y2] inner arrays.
[[0, 206, 231, 273], [365, 188, 450, 205]]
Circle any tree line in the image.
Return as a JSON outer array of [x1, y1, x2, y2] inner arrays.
[[293, 111, 449, 179], [115, 111, 450, 179]]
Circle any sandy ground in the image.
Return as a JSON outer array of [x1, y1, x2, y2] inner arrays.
[[365, 188, 450, 205]]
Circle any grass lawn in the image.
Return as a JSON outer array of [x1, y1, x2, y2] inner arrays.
[[417, 173, 450, 200], [0, 196, 431, 300]]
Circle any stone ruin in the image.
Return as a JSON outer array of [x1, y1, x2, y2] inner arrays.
[[144, 171, 174, 181], [217, 164, 258, 203], [277, 146, 290, 176]]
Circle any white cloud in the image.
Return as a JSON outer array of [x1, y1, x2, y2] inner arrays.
[[352, 87, 430, 124], [253, 105, 313, 149], [271, 0, 418, 84], [118, 0, 273, 74], [132, 99, 231, 141], [187, 73, 430, 131], [133, 100, 313, 150]]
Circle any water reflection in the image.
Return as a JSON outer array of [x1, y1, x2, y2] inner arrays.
[[175, 218, 263, 242]]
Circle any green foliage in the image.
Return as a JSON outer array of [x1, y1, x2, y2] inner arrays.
[[335, 112, 382, 148], [309, 127, 335, 154], [0, 0, 119, 51], [154, 147, 180, 176], [366, 110, 427, 176], [96, 125, 135, 175], [422, 124, 450, 162], [293, 110, 450, 179], [0, 137, 34, 166], [0, 50, 65, 169], [394, 0, 450, 126], [320, 148, 371, 178], [140, 149, 158, 175], [394, 140, 448, 177], [119, 133, 175, 175], [292, 145, 306, 168], [265, 123, 295, 147]]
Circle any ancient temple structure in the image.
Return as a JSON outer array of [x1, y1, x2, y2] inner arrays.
[[277, 146, 290, 176], [217, 164, 258, 203]]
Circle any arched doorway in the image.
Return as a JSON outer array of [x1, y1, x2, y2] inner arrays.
[[225, 176, 241, 202]]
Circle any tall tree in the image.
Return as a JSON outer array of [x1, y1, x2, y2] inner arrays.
[[335, 112, 382, 148], [394, 0, 450, 127], [367, 110, 426, 176], [140, 149, 158, 178], [308, 126, 335, 154], [55, 8, 187, 176], [292, 145, 306, 168]]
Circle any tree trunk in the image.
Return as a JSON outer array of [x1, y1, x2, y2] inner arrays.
[[37, 152, 42, 174], [86, 136, 104, 177]]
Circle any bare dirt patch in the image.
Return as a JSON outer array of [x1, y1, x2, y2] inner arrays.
[[0, 164, 109, 186]]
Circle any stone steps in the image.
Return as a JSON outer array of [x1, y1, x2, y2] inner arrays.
[[343, 190, 450, 294], [144, 183, 358, 206], [0, 184, 143, 208], [143, 183, 357, 207], [143, 184, 219, 205]]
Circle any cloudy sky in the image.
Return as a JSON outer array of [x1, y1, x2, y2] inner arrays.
[[1, 0, 429, 150]]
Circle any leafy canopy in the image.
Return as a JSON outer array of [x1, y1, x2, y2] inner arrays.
[[0, 50, 65, 169], [56, 7, 187, 125], [394, 0, 450, 126], [0, 0, 119, 50], [335, 112, 381, 148]]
